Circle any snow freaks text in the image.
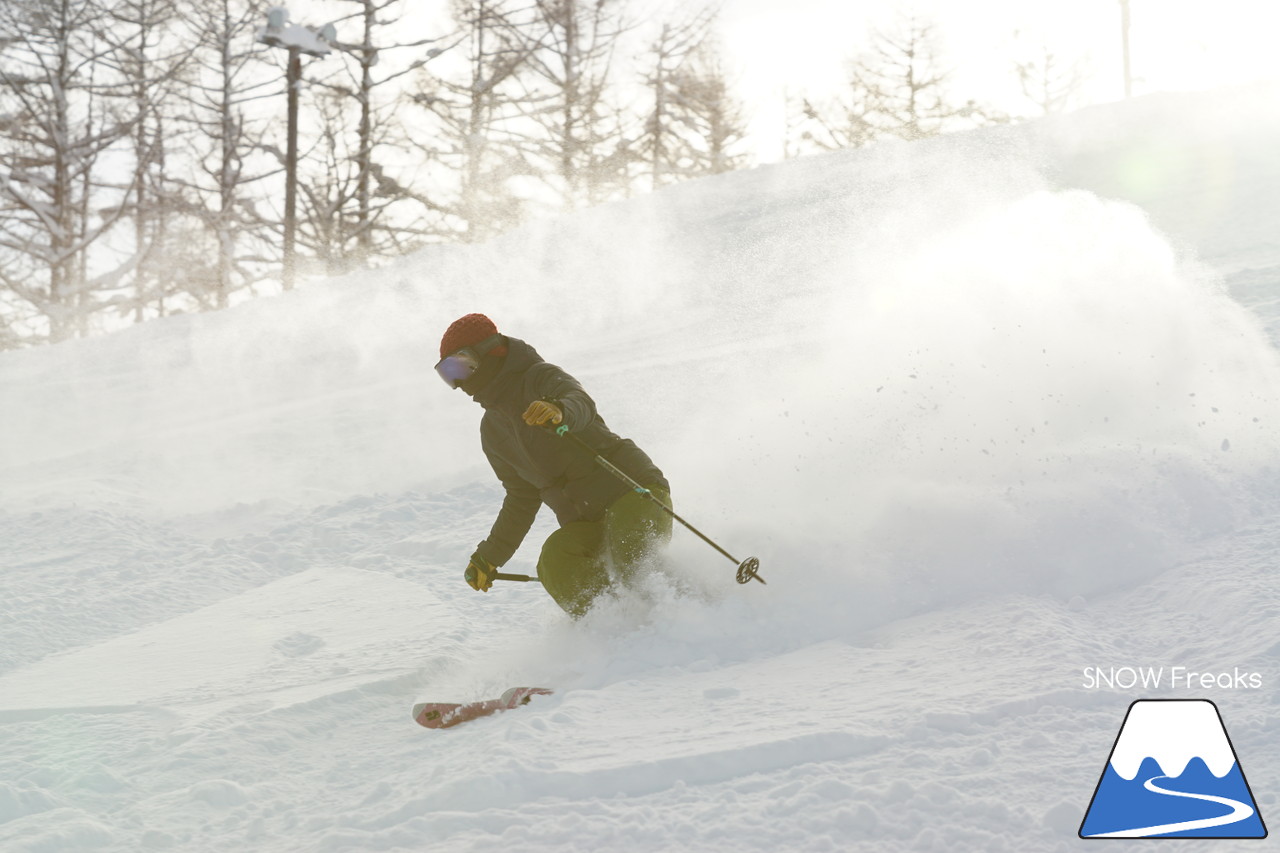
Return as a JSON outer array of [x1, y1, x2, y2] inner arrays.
[[1082, 667, 1264, 691]]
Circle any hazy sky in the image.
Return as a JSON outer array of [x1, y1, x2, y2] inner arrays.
[[278, 0, 1280, 162], [718, 0, 1280, 156]]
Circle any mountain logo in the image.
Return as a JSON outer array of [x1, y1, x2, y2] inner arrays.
[[1080, 699, 1267, 839]]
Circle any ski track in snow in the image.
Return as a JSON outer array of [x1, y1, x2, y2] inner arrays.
[[2, 85, 1280, 851]]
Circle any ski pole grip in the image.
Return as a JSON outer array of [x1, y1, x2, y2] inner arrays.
[[494, 572, 541, 584]]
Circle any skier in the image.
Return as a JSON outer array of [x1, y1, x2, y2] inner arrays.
[[435, 313, 672, 617]]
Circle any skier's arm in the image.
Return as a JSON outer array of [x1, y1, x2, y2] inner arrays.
[[474, 454, 541, 567], [530, 364, 596, 433]]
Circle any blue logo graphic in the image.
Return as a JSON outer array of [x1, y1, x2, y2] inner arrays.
[[1080, 700, 1267, 839]]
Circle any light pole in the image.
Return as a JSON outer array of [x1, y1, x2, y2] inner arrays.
[[1119, 0, 1133, 99], [258, 7, 334, 291]]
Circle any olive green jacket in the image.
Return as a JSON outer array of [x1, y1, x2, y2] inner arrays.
[[469, 337, 668, 567]]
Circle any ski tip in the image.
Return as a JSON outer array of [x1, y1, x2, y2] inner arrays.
[[413, 702, 451, 727]]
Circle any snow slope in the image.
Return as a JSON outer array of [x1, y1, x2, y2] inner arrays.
[[2, 84, 1279, 851]]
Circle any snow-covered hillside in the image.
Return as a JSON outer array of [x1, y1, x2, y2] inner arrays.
[[2, 84, 1279, 852]]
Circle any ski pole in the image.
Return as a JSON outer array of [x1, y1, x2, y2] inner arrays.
[[494, 572, 541, 584], [548, 424, 765, 585]]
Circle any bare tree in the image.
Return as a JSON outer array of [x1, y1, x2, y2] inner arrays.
[[797, 91, 875, 152], [314, 0, 446, 263], [803, 15, 998, 151], [779, 87, 809, 160], [103, 0, 192, 323], [296, 81, 434, 275], [852, 16, 971, 142], [660, 36, 748, 181], [169, 0, 278, 310], [1015, 43, 1090, 115], [517, 0, 633, 207], [682, 42, 747, 175], [0, 0, 137, 343], [794, 37, 881, 151], [410, 0, 536, 241], [640, 9, 715, 190], [296, 86, 361, 275]]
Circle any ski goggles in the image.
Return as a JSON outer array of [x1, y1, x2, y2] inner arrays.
[[434, 351, 479, 388], [434, 333, 502, 389]]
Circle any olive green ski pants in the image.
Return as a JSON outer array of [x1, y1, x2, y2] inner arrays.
[[537, 487, 673, 617]]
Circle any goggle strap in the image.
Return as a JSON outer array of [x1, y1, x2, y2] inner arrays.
[[467, 334, 503, 359]]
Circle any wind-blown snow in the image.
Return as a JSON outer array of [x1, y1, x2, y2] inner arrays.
[[1, 83, 1279, 852]]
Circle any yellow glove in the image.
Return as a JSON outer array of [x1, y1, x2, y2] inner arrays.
[[522, 400, 563, 427], [464, 554, 497, 592]]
